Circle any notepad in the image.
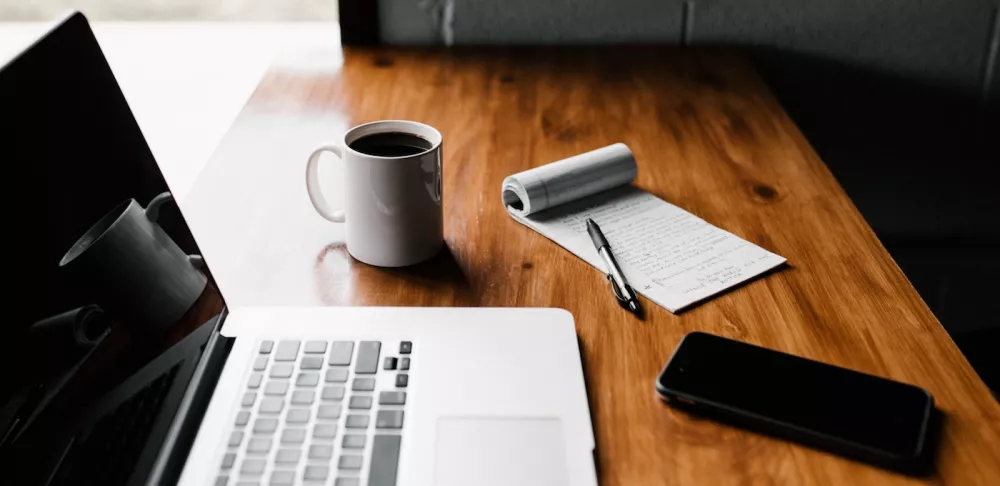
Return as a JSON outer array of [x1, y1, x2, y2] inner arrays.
[[502, 143, 786, 313]]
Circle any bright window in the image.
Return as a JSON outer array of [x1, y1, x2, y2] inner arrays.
[[2, 0, 338, 21]]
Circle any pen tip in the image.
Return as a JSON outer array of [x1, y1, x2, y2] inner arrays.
[[629, 301, 639, 312]]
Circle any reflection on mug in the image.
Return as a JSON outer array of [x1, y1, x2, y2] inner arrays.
[[421, 157, 442, 204], [59, 192, 206, 336]]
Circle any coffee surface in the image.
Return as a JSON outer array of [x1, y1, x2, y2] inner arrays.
[[349, 132, 432, 157]]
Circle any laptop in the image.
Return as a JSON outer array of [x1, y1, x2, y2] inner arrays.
[[1, 12, 596, 486]]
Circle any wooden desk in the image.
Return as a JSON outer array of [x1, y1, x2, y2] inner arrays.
[[182, 47, 1000, 484]]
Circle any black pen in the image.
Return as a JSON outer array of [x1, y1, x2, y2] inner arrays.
[[586, 218, 642, 314]]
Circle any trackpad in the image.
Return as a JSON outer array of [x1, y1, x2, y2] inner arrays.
[[434, 417, 570, 486]]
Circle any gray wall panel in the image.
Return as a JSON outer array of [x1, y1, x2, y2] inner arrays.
[[689, 0, 996, 94], [377, 0, 998, 96], [380, 0, 442, 45], [451, 0, 684, 44]]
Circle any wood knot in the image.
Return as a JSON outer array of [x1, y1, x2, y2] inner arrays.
[[744, 179, 785, 204], [722, 106, 752, 138], [373, 57, 394, 68], [753, 184, 777, 200], [541, 112, 581, 142], [522, 262, 533, 269], [500, 74, 515, 83]]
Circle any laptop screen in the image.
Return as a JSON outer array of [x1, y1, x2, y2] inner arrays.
[[1, 13, 222, 480]]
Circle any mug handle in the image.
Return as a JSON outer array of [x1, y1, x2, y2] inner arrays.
[[144, 192, 174, 223], [305, 144, 347, 222], [144, 192, 206, 270]]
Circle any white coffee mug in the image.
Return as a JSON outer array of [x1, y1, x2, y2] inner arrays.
[[306, 120, 444, 267], [59, 192, 207, 335]]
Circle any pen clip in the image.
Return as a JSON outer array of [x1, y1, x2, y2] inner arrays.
[[606, 274, 627, 303]]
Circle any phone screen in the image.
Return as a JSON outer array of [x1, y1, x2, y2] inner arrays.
[[657, 332, 933, 459]]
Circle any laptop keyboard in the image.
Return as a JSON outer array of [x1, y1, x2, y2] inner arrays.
[[217, 340, 411, 486], [51, 363, 182, 486]]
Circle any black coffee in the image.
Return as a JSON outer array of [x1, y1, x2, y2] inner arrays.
[[349, 132, 432, 157]]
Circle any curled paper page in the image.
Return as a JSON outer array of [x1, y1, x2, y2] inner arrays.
[[501, 143, 638, 216]]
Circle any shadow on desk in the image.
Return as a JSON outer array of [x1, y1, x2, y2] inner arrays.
[[663, 399, 946, 478], [749, 49, 999, 397], [379, 244, 472, 289]]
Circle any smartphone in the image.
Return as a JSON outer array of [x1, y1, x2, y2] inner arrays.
[[656, 332, 935, 471]]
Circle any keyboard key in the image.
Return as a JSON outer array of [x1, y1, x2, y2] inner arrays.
[[247, 437, 272, 454], [248, 373, 263, 388], [395, 374, 408, 388], [304, 341, 327, 354], [291, 390, 315, 405], [355, 341, 381, 374], [376, 410, 404, 429], [286, 408, 310, 423], [236, 481, 260, 486], [259, 398, 284, 414], [270, 363, 293, 378], [235, 410, 251, 426], [253, 418, 278, 434], [215, 476, 228, 486], [325, 368, 349, 383], [399, 341, 412, 354], [275, 449, 301, 464], [352, 378, 375, 391], [309, 444, 334, 459], [328, 341, 354, 366], [259, 341, 274, 354], [383, 357, 397, 370], [378, 391, 406, 405], [304, 466, 329, 481], [221, 452, 236, 469], [229, 431, 244, 447], [318, 404, 342, 419], [338, 454, 363, 470], [345, 414, 369, 429], [301, 356, 323, 370], [322, 386, 346, 401], [241, 459, 265, 475], [274, 341, 300, 361], [264, 381, 289, 396], [242, 392, 257, 407], [281, 428, 306, 444], [349, 396, 372, 410], [342, 434, 366, 449], [296, 372, 320, 387], [399, 357, 410, 371], [369, 435, 402, 486], [313, 423, 337, 439], [334, 478, 359, 486], [253, 356, 268, 371], [269, 471, 294, 486]]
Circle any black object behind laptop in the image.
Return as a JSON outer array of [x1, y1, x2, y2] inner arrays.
[[655, 332, 937, 473]]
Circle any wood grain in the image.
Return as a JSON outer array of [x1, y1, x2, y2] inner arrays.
[[181, 46, 1000, 484]]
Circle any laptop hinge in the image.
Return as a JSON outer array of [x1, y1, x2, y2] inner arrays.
[[146, 309, 234, 485]]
